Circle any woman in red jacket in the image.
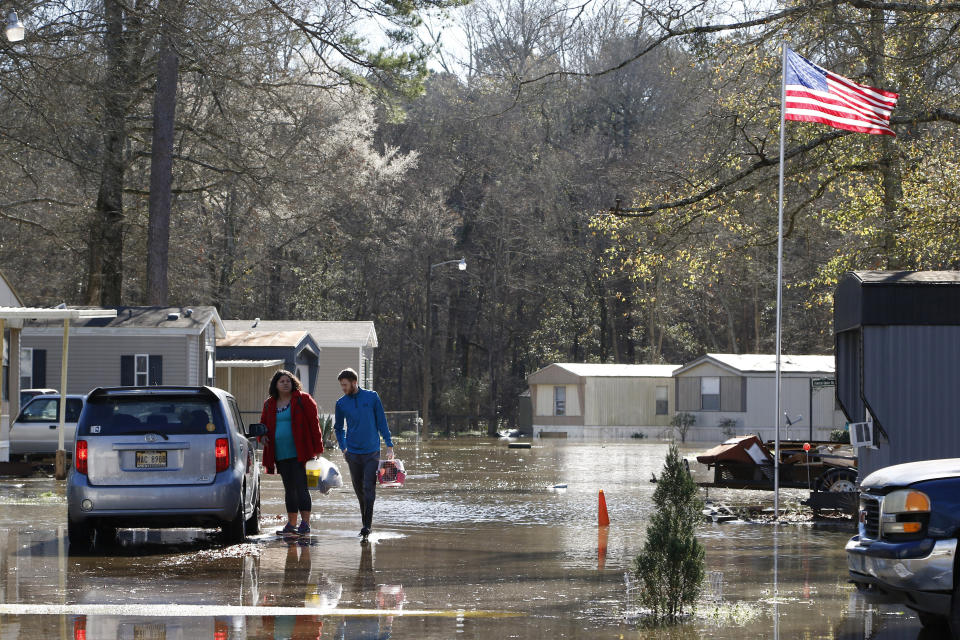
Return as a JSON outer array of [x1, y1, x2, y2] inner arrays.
[[260, 370, 324, 538]]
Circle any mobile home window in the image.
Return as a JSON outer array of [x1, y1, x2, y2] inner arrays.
[[554, 386, 566, 416], [122, 355, 162, 386], [206, 347, 215, 386], [135, 354, 149, 386], [19, 347, 32, 389], [701, 377, 720, 411], [656, 386, 669, 415]]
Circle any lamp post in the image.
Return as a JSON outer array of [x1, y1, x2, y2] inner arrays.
[[422, 257, 466, 438]]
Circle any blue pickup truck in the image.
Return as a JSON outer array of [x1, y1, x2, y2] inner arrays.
[[847, 459, 960, 632]]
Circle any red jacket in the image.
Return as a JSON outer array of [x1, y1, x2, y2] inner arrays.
[[260, 390, 324, 473]]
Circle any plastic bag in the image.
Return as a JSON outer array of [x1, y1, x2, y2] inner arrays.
[[377, 459, 406, 487], [306, 456, 344, 495]]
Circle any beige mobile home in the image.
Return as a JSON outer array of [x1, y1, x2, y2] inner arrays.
[[673, 354, 845, 443], [527, 363, 679, 439]]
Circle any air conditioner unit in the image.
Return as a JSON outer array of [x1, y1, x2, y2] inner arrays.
[[849, 420, 877, 449]]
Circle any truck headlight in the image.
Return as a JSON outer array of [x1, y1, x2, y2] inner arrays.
[[882, 489, 930, 537]]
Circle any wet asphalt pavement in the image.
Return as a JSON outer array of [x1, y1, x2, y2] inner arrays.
[[0, 440, 938, 639]]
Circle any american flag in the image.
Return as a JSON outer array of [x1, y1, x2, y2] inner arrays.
[[784, 47, 898, 136]]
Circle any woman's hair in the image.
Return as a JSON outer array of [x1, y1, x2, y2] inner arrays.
[[269, 369, 303, 398]]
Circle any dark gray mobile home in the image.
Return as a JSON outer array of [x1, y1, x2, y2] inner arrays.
[[835, 271, 960, 479]]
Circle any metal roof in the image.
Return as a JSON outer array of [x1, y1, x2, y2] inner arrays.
[[836, 270, 960, 332], [0, 307, 116, 321], [218, 330, 310, 348], [223, 320, 377, 347], [546, 363, 680, 378], [21, 306, 225, 337], [848, 270, 960, 284], [215, 359, 285, 368], [676, 354, 834, 375]]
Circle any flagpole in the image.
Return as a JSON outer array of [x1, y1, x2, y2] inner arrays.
[[774, 44, 787, 521]]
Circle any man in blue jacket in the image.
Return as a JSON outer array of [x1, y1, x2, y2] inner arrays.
[[334, 368, 394, 542]]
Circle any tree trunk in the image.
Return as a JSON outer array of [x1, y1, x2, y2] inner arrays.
[[86, 0, 128, 306], [146, 0, 182, 305]]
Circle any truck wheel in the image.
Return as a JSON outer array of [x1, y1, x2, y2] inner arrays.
[[818, 468, 858, 492], [950, 578, 960, 636], [222, 500, 247, 545], [918, 610, 948, 630]]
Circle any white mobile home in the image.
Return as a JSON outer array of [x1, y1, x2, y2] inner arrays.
[[673, 354, 845, 443], [19, 306, 226, 396], [528, 363, 679, 439]]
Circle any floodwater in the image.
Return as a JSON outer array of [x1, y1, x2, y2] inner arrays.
[[0, 440, 935, 639]]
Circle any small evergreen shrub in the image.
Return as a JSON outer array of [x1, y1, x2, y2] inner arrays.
[[633, 444, 706, 624]]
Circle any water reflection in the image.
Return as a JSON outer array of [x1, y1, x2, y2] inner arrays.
[[0, 441, 952, 639], [334, 544, 393, 640]]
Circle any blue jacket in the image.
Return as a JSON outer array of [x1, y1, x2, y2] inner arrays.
[[334, 387, 393, 454]]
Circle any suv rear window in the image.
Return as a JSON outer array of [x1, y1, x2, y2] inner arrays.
[[79, 396, 225, 436]]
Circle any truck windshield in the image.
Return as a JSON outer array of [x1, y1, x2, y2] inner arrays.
[[79, 396, 224, 436]]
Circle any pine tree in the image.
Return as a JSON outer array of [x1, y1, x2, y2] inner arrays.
[[634, 444, 705, 624]]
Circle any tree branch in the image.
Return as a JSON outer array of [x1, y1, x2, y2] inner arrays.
[[608, 110, 960, 217]]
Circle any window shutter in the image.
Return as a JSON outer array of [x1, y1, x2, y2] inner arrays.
[[676, 377, 700, 411], [720, 376, 745, 412], [32, 349, 46, 388], [121, 355, 134, 386], [149, 355, 163, 386]]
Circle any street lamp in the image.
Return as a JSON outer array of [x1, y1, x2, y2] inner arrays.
[[5, 10, 24, 43], [422, 257, 467, 437]]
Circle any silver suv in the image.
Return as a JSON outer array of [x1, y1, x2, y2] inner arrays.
[[67, 386, 265, 549]]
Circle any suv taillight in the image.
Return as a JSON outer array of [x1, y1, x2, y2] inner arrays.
[[73, 616, 86, 640], [215, 438, 229, 473], [75, 440, 88, 475]]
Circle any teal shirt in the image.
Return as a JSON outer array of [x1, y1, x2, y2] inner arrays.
[[274, 404, 297, 461]]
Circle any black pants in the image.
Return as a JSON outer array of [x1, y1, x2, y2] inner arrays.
[[345, 451, 379, 531], [276, 458, 312, 513]]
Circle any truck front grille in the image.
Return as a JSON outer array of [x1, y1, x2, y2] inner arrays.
[[860, 494, 881, 539]]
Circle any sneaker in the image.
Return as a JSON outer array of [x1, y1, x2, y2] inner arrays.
[[278, 523, 298, 538], [297, 521, 311, 537], [360, 527, 370, 543]]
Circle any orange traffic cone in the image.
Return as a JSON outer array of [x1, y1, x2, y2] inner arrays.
[[598, 489, 611, 526], [598, 524, 609, 571]]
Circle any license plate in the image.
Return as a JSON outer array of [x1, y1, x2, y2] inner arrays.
[[133, 624, 166, 640], [136, 451, 167, 468]]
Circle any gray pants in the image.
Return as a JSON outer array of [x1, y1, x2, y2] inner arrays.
[[345, 451, 379, 531]]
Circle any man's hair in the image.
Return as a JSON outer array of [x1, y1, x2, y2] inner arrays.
[[269, 369, 303, 399], [337, 368, 359, 382]]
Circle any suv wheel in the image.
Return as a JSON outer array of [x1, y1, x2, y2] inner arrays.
[[67, 519, 95, 552], [246, 487, 261, 535], [95, 522, 118, 547], [222, 499, 247, 544]]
